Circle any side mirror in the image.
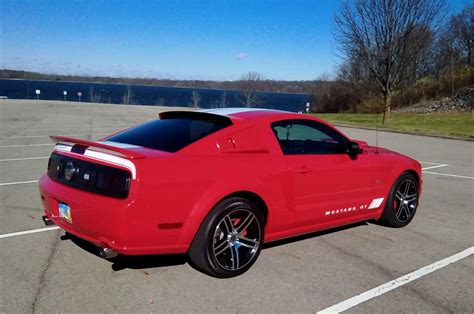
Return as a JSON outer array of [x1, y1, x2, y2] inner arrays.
[[347, 141, 363, 159]]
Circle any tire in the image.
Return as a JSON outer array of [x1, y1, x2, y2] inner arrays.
[[188, 197, 265, 278], [379, 172, 419, 228]]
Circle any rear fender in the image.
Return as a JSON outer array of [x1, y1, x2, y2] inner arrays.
[[178, 177, 290, 247]]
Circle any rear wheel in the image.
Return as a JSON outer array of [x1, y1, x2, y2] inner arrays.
[[188, 197, 264, 278], [379, 172, 419, 228]]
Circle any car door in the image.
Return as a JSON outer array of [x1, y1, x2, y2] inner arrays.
[[271, 119, 377, 226]]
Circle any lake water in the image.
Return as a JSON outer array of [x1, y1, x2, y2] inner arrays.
[[0, 79, 310, 112]]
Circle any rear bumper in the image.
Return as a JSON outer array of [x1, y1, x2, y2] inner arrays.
[[39, 175, 189, 255]]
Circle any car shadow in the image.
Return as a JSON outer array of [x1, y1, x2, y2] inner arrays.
[[62, 233, 187, 271], [61, 221, 368, 272], [263, 221, 368, 249]]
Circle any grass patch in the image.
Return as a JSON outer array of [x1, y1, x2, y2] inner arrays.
[[312, 113, 474, 139]]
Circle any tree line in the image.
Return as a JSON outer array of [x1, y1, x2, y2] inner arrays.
[[0, 69, 319, 108], [0, 69, 320, 95], [319, 0, 473, 123], [1, 1, 471, 116]]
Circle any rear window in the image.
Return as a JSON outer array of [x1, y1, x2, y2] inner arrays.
[[107, 113, 232, 152]]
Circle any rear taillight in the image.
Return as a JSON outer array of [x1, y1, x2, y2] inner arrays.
[[48, 153, 131, 199], [47, 157, 64, 178]]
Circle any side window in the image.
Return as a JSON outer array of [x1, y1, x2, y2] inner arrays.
[[271, 119, 347, 155]]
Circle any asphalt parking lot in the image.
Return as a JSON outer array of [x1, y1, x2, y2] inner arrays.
[[1, 99, 473, 313]]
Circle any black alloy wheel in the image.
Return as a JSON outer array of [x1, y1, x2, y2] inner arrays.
[[188, 197, 264, 278], [379, 172, 419, 228]]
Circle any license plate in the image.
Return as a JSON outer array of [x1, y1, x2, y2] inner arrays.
[[59, 202, 72, 223]]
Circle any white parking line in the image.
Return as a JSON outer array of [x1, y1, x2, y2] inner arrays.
[[27, 120, 145, 125], [419, 161, 444, 165], [423, 171, 474, 180], [419, 162, 473, 179], [0, 133, 109, 139], [0, 143, 53, 148], [0, 226, 60, 239], [0, 156, 48, 162], [10, 124, 133, 132], [421, 164, 448, 171], [4, 122, 146, 130], [0, 180, 39, 186], [318, 246, 474, 313], [8, 127, 128, 136]]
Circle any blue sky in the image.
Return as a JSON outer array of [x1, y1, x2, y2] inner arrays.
[[0, 0, 469, 81]]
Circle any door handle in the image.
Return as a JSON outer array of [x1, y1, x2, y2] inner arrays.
[[291, 165, 312, 174]]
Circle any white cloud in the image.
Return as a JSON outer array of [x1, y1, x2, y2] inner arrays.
[[235, 52, 249, 60]]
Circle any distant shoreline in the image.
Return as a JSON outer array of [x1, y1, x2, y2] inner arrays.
[[0, 69, 317, 95], [0, 98, 192, 110], [0, 78, 310, 111], [0, 77, 309, 95]]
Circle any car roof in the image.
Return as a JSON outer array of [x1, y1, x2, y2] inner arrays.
[[199, 108, 302, 120], [160, 108, 327, 126], [198, 108, 346, 139]]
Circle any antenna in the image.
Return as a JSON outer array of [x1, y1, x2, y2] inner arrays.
[[375, 104, 380, 154]]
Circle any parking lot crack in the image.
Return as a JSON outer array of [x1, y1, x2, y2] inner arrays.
[[30, 232, 60, 313], [320, 237, 395, 279], [403, 285, 454, 312]]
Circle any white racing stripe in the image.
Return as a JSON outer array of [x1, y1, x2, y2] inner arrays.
[[422, 164, 448, 171], [0, 226, 60, 239], [318, 246, 474, 313], [54, 144, 72, 152], [0, 156, 48, 162], [54, 144, 137, 179], [99, 141, 141, 149], [0, 180, 39, 186], [202, 108, 283, 116], [367, 198, 384, 209]]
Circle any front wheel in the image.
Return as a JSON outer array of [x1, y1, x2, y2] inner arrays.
[[188, 197, 264, 278], [379, 172, 419, 228]]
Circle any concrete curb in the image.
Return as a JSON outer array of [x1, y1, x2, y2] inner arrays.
[[333, 123, 474, 142]]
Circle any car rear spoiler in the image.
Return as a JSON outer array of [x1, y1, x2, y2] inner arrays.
[[49, 136, 145, 160], [159, 111, 233, 126]]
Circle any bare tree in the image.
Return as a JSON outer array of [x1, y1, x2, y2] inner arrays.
[[334, 0, 447, 123], [424, 4, 473, 95], [449, 4, 473, 65], [237, 71, 264, 107], [191, 90, 201, 108], [437, 28, 462, 95]]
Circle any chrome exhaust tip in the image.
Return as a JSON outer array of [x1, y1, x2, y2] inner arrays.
[[42, 215, 55, 226], [99, 247, 118, 259]]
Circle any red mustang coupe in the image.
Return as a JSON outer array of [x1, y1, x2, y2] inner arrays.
[[39, 108, 422, 277]]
